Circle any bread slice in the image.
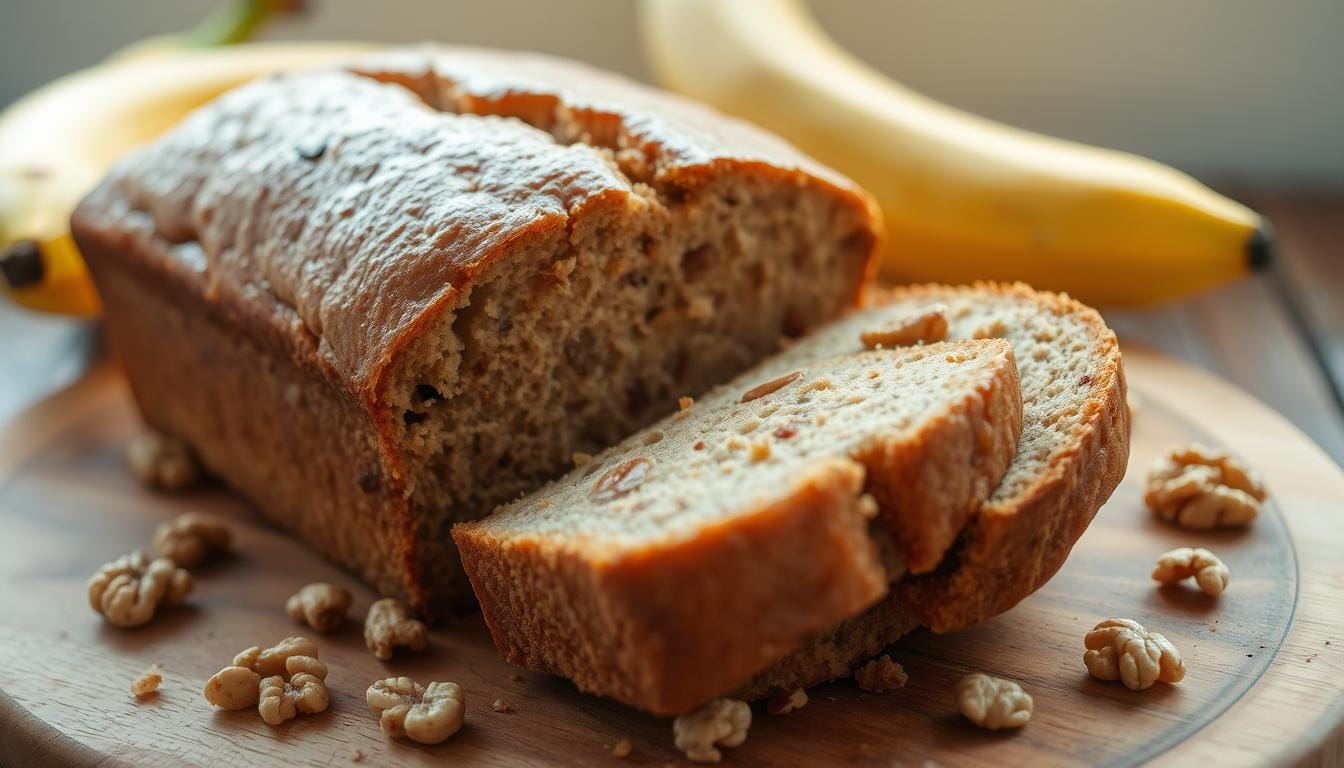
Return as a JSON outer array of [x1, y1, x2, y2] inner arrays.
[[71, 47, 881, 616], [770, 283, 1129, 634], [454, 340, 1022, 715]]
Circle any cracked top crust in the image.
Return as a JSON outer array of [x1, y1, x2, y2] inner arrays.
[[72, 46, 878, 407]]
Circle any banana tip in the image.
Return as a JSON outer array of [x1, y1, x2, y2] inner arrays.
[[0, 239, 44, 290], [1248, 219, 1275, 272]]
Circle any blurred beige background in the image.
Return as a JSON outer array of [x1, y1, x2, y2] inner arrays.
[[2, 0, 1342, 185]]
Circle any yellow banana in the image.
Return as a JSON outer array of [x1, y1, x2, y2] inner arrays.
[[639, 0, 1270, 306], [0, 0, 364, 317]]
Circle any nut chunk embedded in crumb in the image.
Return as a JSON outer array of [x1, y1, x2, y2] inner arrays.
[[286, 582, 353, 633], [131, 664, 162, 699], [859, 305, 949, 349], [258, 655, 330, 726], [766, 688, 808, 715], [152, 512, 232, 567], [87, 550, 192, 628], [854, 654, 908, 693], [126, 430, 199, 490], [672, 698, 751, 763], [366, 677, 465, 745], [1144, 443, 1266, 529], [956, 673, 1033, 730], [1083, 618, 1185, 690], [1152, 546, 1229, 596], [364, 598, 428, 660]]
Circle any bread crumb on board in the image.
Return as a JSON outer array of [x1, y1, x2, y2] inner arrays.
[[131, 664, 162, 699], [611, 737, 633, 758], [854, 654, 907, 693], [672, 698, 751, 763]]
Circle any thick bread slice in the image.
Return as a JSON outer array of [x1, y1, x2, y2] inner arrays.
[[768, 282, 1129, 633], [454, 340, 1022, 714]]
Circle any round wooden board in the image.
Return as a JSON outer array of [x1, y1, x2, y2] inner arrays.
[[1, 347, 1342, 768]]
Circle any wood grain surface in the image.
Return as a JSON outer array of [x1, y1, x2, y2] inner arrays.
[[1, 348, 1342, 768]]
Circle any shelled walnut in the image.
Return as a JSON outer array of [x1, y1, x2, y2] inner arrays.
[[672, 698, 751, 763], [258, 655, 330, 726], [152, 512, 232, 567], [1144, 443, 1266, 529], [364, 598, 428, 660], [1083, 618, 1185, 690], [366, 677, 465, 745], [956, 673, 1033, 730], [87, 550, 191, 628], [126, 430, 199, 491], [1152, 546, 1230, 596], [286, 582, 352, 633]]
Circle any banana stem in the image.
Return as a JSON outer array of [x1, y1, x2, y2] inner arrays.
[[177, 0, 306, 48]]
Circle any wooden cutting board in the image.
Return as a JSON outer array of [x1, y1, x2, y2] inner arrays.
[[1, 347, 1342, 768]]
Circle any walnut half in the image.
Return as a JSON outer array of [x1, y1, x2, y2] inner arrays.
[[87, 550, 192, 628], [126, 430, 199, 491], [1145, 443, 1266, 529], [152, 512, 232, 567], [672, 698, 751, 763], [1083, 618, 1185, 690], [258, 655, 330, 726], [286, 582, 352, 633], [1152, 546, 1229, 596], [364, 598, 428, 661], [956, 673, 1033, 730], [366, 677, 465, 745]]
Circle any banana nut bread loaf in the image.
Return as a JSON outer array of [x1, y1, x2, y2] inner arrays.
[[455, 340, 1022, 714], [70, 47, 880, 616]]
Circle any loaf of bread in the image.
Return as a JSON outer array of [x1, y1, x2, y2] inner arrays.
[[454, 340, 1022, 714], [70, 47, 880, 616]]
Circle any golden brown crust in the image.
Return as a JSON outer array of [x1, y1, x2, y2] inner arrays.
[[455, 460, 887, 715]]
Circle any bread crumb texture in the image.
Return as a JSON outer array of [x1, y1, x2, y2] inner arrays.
[[1145, 443, 1265, 529], [130, 665, 162, 699], [1083, 618, 1185, 690], [854, 654, 908, 693]]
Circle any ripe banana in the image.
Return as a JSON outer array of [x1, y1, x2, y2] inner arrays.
[[0, 10, 366, 316], [639, 0, 1270, 306]]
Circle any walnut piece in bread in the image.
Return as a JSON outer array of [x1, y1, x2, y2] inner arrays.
[[152, 512, 232, 567], [364, 598, 428, 660], [1083, 618, 1185, 690], [1152, 547, 1229, 596], [87, 550, 191, 628], [1145, 443, 1265, 529], [126, 430, 199, 491], [673, 698, 751, 763], [858, 305, 948, 349], [956, 673, 1032, 730], [286, 582, 353, 633], [366, 677, 465, 745]]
